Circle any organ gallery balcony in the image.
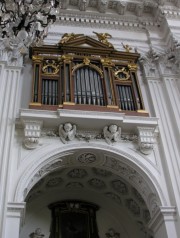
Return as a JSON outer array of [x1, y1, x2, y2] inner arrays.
[[29, 33, 148, 117]]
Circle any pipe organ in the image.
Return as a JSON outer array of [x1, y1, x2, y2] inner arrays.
[[29, 34, 146, 115]]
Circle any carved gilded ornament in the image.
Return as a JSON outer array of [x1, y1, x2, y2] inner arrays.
[[122, 43, 132, 52], [128, 63, 138, 71], [59, 54, 73, 63], [42, 60, 59, 75], [72, 57, 103, 77], [59, 33, 84, 44], [93, 32, 114, 48], [114, 67, 130, 80], [32, 55, 44, 62], [101, 58, 115, 67]]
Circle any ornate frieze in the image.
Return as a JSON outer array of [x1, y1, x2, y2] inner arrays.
[[137, 127, 156, 155], [23, 120, 43, 149]]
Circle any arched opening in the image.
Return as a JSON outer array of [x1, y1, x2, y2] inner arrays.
[[16, 147, 164, 238]]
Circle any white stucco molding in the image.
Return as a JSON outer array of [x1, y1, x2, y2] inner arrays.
[[19, 109, 158, 132], [7, 202, 26, 226], [148, 206, 177, 237], [22, 120, 43, 149], [137, 127, 156, 155], [14, 142, 166, 214]]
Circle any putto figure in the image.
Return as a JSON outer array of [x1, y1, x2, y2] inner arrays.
[[59, 123, 76, 144], [103, 125, 121, 144]]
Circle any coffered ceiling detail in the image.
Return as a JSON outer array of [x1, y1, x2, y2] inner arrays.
[[25, 166, 152, 236]]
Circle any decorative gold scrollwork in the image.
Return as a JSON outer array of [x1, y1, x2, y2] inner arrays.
[[32, 55, 44, 62], [42, 60, 59, 75], [72, 57, 103, 77], [114, 67, 130, 80], [101, 58, 114, 67], [59, 54, 73, 63], [128, 63, 138, 71], [59, 33, 84, 44]]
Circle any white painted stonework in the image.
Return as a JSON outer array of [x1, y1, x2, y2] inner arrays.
[[0, 1, 180, 238]]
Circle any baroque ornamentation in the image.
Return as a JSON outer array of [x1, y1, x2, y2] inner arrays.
[[27, 159, 63, 194], [68, 168, 88, 178], [137, 127, 156, 155], [23, 120, 43, 149], [139, 49, 160, 78], [103, 125, 121, 145], [77, 153, 96, 163], [46, 177, 63, 188], [103, 156, 150, 202], [58, 33, 84, 44], [111, 180, 128, 195], [93, 32, 114, 48], [59, 123, 77, 144], [76, 131, 103, 142], [126, 198, 140, 216], [92, 168, 112, 177], [88, 178, 106, 190]]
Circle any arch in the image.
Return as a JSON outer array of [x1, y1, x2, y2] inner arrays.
[[14, 143, 167, 216]]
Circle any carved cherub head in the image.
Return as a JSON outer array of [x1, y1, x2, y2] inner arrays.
[[109, 125, 118, 133], [64, 123, 73, 132]]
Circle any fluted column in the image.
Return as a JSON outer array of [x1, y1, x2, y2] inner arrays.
[[0, 62, 22, 238]]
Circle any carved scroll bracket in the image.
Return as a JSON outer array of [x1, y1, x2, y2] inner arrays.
[[23, 120, 43, 149], [137, 127, 156, 155]]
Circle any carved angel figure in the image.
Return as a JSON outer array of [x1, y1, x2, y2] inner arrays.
[[103, 125, 121, 144], [121, 43, 132, 52], [59, 33, 84, 44], [93, 32, 114, 48], [59, 123, 76, 144]]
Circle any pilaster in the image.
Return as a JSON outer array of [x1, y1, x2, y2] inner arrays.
[[0, 61, 23, 237], [5, 203, 26, 238], [148, 206, 177, 238]]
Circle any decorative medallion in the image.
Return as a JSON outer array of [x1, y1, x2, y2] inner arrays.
[[78, 153, 96, 164]]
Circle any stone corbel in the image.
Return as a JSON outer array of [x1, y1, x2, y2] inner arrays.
[[117, 1, 127, 15], [98, 0, 109, 13], [23, 120, 43, 149], [137, 127, 156, 155], [136, 3, 144, 17]]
